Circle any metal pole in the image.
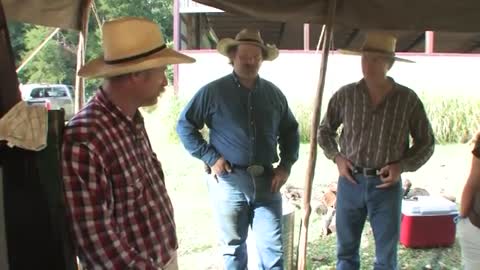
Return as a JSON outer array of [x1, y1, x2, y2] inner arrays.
[[297, 0, 336, 268]]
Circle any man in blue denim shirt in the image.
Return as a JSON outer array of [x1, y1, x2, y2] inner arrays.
[[177, 28, 299, 270]]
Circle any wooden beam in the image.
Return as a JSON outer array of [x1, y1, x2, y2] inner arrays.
[[173, 0, 180, 95], [74, 0, 92, 113], [195, 14, 201, 49], [425, 31, 434, 53], [297, 0, 337, 268], [303, 23, 310, 51], [0, 1, 20, 118]]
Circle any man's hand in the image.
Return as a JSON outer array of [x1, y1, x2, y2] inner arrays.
[[376, 162, 402, 188], [335, 154, 356, 184], [210, 157, 232, 181], [271, 166, 289, 192]]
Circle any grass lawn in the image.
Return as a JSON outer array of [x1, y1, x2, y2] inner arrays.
[[144, 103, 468, 270]]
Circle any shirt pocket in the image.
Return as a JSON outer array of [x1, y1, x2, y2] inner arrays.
[[255, 105, 282, 136], [111, 164, 147, 208]]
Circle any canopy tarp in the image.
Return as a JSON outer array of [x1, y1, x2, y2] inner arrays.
[[2, 0, 84, 30], [3, 0, 480, 32], [194, 0, 480, 32]]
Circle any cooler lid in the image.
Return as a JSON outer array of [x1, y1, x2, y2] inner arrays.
[[402, 196, 458, 216]]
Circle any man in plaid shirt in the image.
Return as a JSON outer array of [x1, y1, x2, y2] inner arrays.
[[62, 17, 194, 269]]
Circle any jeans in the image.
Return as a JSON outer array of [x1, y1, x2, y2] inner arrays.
[[456, 216, 480, 270], [207, 167, 283, 270], [336, 175, 402, 270]]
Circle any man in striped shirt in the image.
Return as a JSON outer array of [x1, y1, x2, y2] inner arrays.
[[318, 32, 435, 270], [62, 17, 194, 269]]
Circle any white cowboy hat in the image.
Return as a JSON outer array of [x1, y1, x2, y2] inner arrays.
[[339, 32, 414, 63], [217, 28, 279, 61], [78, 17, 195, 78]]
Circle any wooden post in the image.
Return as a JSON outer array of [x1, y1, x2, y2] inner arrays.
[[303, 23, 310, 51], [297, 0, 337, 269], [74, 0, 92, 113], [0, 2, 20, 118], [425, 31, 434, 54], [173, 0, 180, 95]]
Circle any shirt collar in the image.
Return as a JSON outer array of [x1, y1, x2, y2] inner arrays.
[[357, 76, 397, 89], [231, 72, 261, 90], [95, 87, 144, 129]]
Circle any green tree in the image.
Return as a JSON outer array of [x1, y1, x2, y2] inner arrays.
[[16, 26, 77, 85], [9, 0, 174, 97]]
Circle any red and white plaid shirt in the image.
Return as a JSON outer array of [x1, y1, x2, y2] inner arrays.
[[62, 88, 176, 270]]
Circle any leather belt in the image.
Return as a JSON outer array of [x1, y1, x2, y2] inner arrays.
[[229, 163, 272, 177], [352, 166, 380, 177]]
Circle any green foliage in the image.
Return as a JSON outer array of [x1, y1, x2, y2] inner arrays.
[[291, 102, 315, 143], [8, 0, 174, 98], [421, 95, 480, 144], [7, 22, 33, 64], [17, 26, 77, 85]]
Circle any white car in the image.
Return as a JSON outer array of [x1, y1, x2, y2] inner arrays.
[[20, 83, 75, 120]]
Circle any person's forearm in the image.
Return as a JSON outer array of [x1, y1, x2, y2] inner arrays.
[[460, 181, 475, 217]]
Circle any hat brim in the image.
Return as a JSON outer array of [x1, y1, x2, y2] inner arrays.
[[217, 38, 279, 61], [338, 49, 415, 63], [78, 48, 195, 78]]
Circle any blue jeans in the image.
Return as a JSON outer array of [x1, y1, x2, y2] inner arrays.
[[207, 168, 283, 270], [336, 175, 402, 270]]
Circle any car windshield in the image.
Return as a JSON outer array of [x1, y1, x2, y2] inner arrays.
[[47, 87, 67, 97]]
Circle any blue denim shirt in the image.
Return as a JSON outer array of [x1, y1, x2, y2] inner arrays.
[[177, 73, 299, 172]]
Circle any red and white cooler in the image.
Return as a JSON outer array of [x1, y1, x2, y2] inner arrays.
[[400, 196, 458, 248]]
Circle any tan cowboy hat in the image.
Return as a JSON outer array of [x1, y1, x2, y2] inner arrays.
[[339, 32, 414, 63], [78, 17, 195, 78], [217, 28, 279, 61]]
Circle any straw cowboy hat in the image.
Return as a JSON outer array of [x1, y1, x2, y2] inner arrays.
[[78, 17, 195, 78], [217, 28, 279, 61], [339, 32, 414, 63]]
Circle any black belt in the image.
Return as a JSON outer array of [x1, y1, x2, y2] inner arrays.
[[352, 166, 380, 177], [229, 163, 273, 176]]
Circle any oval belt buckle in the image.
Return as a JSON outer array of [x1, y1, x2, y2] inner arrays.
[[247, 165, 264, 177]]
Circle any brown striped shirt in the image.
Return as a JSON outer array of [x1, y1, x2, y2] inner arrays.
[[317, 78, 435, 172]]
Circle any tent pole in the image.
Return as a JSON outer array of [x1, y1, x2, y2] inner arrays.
[[297, 0, 337, 268], [16, 28, 60, 73], [74, 0, 93, 113]]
